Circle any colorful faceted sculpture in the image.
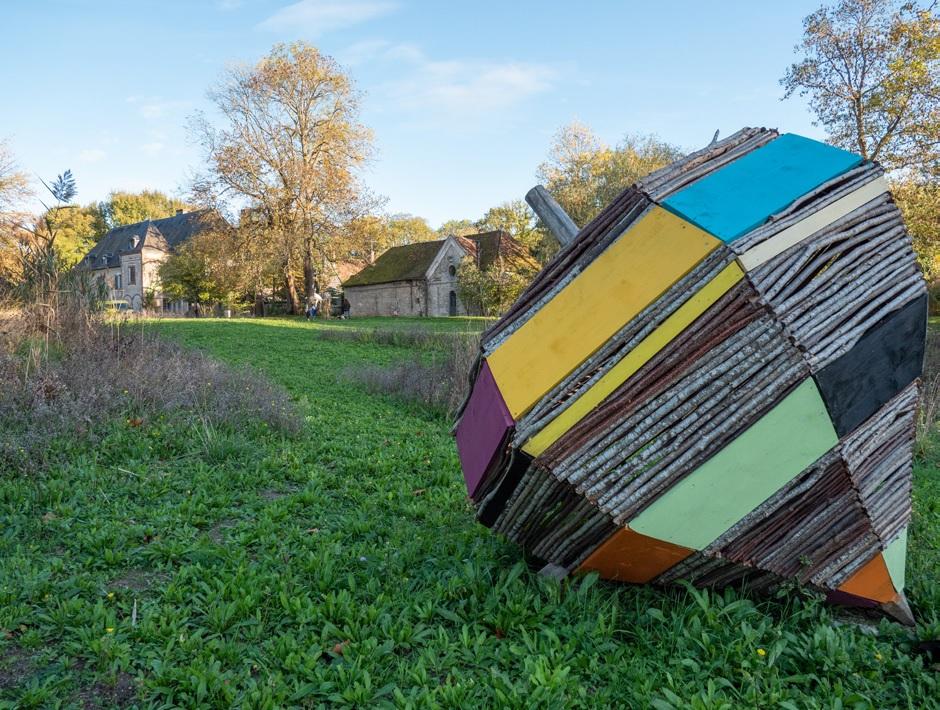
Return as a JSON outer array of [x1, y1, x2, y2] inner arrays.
[[454, 128, 926, 624]]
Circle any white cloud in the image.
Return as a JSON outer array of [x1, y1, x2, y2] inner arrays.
[[141, 142, 165, 157], [78, 148, 106, 163], [258, 0, 396, 34], [339, 41, 558, 120], [386, 58, 558, 117], [125, 96, 189, 121]]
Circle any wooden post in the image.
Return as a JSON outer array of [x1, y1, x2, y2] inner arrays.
[[525, 185, 578, 247]]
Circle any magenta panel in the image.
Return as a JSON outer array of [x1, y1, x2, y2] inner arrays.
[[455, 360, 514, 498]]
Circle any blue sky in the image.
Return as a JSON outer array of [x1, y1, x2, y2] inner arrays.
[[1, 0, 824, 227]]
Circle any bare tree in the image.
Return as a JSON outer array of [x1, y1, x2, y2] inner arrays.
[[191, 42, 374, 313]]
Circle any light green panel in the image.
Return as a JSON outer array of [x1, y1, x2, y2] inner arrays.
[[883, 527, 908, 593], [630, 378, 839, 550]]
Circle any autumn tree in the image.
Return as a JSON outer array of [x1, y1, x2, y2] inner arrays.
[[101, 189, 189, 228], [536, 122, 682, 229], [892, 180, 940, 279], [437, 218, 476, 237], [783, 0, 940, 282], [0, 141, 30, 284], [191, 42, 373, 314], [456, 254, 536, 317], [782, 0, 940, 175], [474, 200, 553, 263]]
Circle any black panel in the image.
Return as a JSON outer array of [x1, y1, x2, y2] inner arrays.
[[815, 293, 927, 437], [476, 452, 534, 528]]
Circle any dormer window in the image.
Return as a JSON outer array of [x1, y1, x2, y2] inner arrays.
[[129, 236, 140, 249]]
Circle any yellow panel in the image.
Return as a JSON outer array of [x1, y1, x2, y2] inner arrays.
[[487, 207, 721, 419], [522, 260, 743, 456]]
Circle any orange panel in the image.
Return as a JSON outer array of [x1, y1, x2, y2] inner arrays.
[[578, 527, 693, 583], [837, 553, 897, 604]]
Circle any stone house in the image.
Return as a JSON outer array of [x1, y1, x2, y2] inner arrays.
[[342, 230, 535, 317], [78, 210, 218, 312]]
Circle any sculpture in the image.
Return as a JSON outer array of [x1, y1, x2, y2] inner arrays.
[[454, 128, 926, 624]]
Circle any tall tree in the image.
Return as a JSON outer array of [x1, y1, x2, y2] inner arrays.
[[192, 42, 373, 313], [536, 122, 682, 229], [387, 214, 436, 246], [102, 190, 188, 228], [476, 200, 549, 262], [40, 202, 107, 266], [782, 0, 940, 176], [437, 218, 476, 237]]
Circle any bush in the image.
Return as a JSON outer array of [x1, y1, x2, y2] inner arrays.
[[0, 310, 301, 474], [917, 327, 940, 449], [339, 330, 479, 417]]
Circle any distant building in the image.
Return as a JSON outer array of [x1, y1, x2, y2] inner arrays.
[[342, 231, 535, 317], [78, 210, 219, 312]]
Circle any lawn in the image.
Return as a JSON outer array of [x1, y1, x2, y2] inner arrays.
[[1, 315, 938, 708]]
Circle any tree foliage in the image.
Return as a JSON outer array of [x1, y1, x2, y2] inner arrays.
[[536, 122, 682, 229], [437, 219, 476, 237], [474, 200, 551, 263], [192, 41, 374, 313], [891, 176, 940, 280], [456, 254, 537, 317], [782, 0, 940, 176], [102, 189, 189, 228]]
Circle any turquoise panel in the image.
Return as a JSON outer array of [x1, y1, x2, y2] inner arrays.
[[661, 134, 862, 242]]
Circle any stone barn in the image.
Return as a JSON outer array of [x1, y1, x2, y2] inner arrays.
[[343, 231, 534, 317]]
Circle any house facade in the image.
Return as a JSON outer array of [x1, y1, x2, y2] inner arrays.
[[343, 231, 535, 317], [78, 210, 217, 312]]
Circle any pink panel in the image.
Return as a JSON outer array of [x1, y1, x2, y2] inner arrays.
[[455, 360, 514, 498]]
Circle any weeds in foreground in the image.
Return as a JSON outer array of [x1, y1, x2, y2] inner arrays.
[[0, 312, 301, 474], [337, 329, 479, 416]]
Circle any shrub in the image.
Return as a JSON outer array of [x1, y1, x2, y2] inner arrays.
[[340, 331, 479, 417], [0, 310, 301, 474]]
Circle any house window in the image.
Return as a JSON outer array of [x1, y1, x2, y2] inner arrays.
[[448, 265, 457, 277], [448, 290, 457, 316], [114, 273, 122, 289], [128, 265, 136, 286]]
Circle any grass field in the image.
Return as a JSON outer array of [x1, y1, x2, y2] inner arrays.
[[1, 315, 938, 708]]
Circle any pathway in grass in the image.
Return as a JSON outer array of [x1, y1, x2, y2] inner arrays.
[[1, 316, 938, 708]]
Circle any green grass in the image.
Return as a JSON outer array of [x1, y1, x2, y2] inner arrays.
[[1, 316, 938, 708]]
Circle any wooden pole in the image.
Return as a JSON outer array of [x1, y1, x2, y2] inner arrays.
[[525, 185, 579, 247]]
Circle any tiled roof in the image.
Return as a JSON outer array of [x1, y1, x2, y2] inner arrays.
[[79, 210, 217, 270]]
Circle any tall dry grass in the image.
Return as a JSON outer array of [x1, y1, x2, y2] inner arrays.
[[339, 329, 480, 417], [0, 305, 301, 474]]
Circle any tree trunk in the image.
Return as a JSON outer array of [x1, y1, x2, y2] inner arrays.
[[284, 258, 302, 314], [303, 238, 318, 303]]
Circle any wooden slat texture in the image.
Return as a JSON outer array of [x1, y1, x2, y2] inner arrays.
[[662, 134, 862, 242], [628, 378, 839, 550], [483, 189, 650, 350], [747, 195, 925, 371], [521, 260, 744, 456], [514, 248, 734, 448], [487, 207, 721, 419], [544, 307, 807, 527], [737, 176, 888, 270], [815, 294, 927, 437], [840, 383, 919, 545], [706, 451, 880, 586]]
